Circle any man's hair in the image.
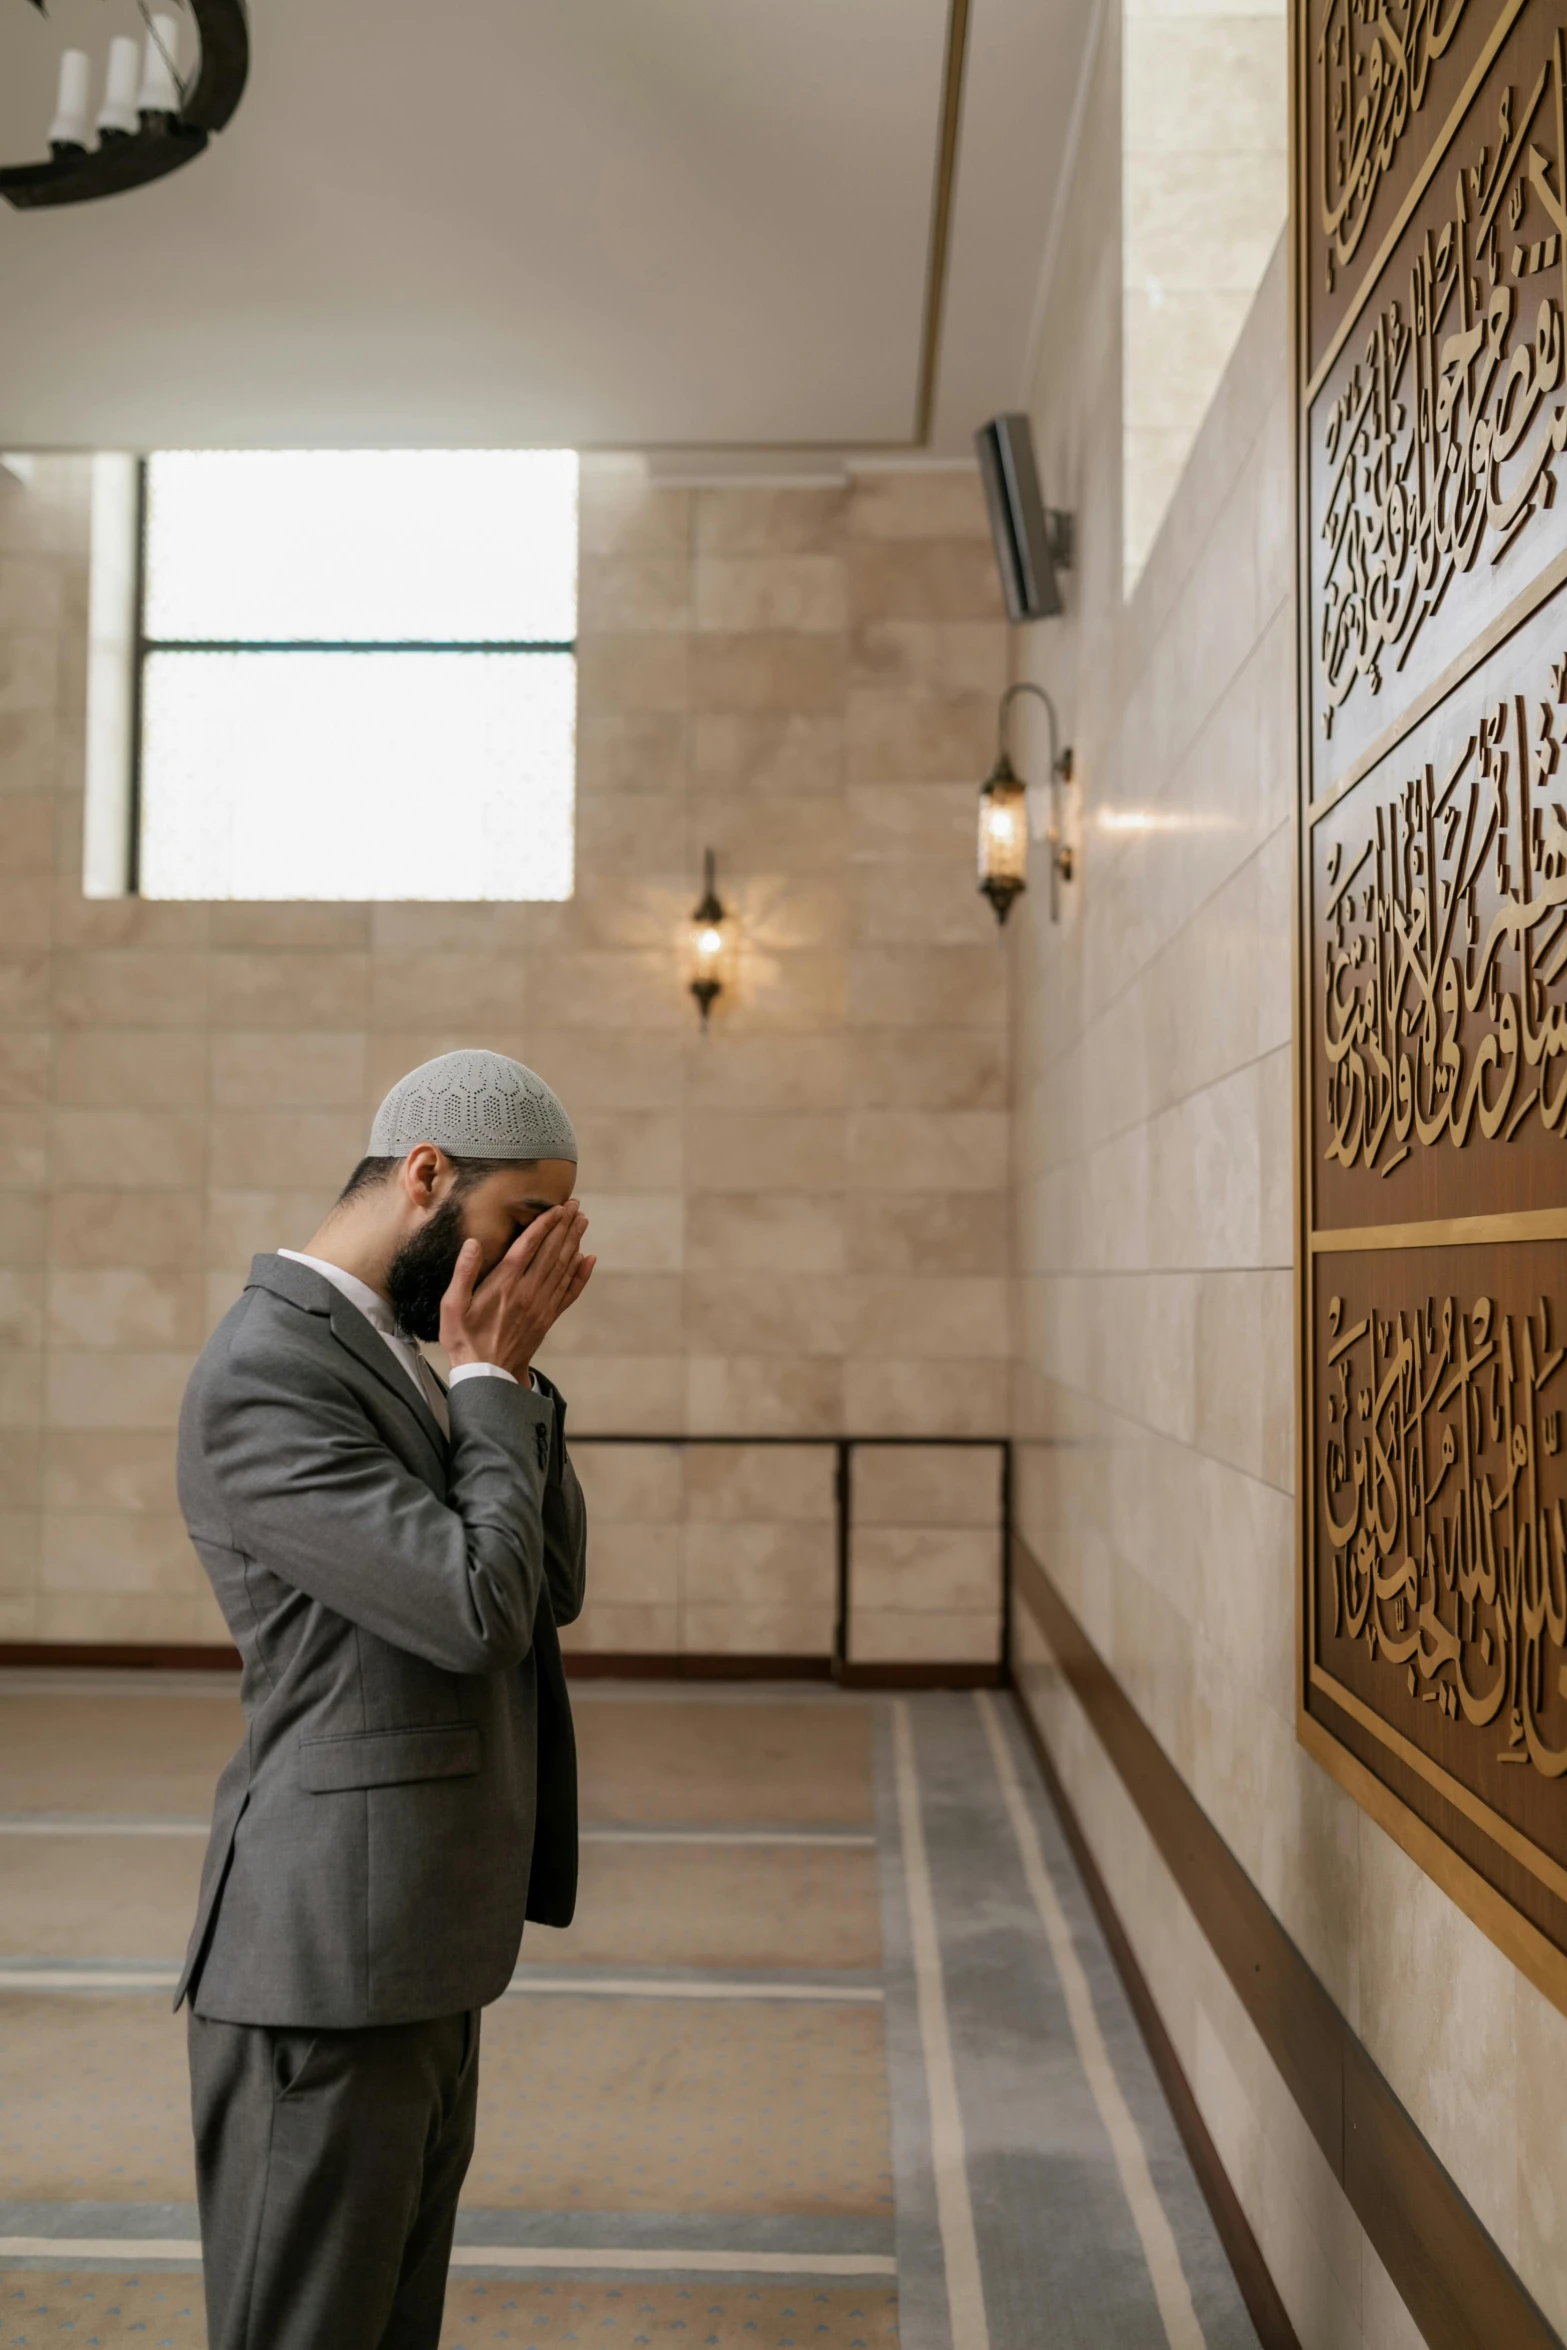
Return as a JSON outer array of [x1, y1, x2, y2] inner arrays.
[[335, 1154, 535, 1207]]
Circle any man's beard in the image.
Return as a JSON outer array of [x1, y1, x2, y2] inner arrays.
[[385, 1197, 468, 1342]]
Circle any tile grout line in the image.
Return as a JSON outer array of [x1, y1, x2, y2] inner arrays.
[[975, 1690, 1207, 2350], [0, 1818, 210, 1837], [0, 1968, 883, 2003], [0, 1819, 877, 1846], [505, 1977, 882, 2002], [892, 1697, 989, 2350], [0, 2238, 897, 2276]]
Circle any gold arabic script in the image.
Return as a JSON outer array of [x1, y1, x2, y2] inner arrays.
[[1323, 646, 1567, 1168], [1319, 30, 1567, 729], [1318, 0, 1470, 284], [1323, 1288, 1567, 1773]]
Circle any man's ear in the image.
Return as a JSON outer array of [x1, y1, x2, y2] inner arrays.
[[399, 1145, 445, 1210]]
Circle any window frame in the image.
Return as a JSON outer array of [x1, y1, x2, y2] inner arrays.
[[127, 453, 580, 900]]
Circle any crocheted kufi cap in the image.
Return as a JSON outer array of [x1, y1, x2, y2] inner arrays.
[[369, 1049, 577, 1164]]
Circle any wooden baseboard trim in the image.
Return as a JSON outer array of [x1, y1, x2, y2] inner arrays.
[[0, 1643, 241, 1671], [0, 1644, 1000, 1689], [838, 1660, 1004, 1690], [563, 1653, 834, 1682], [1009, 1679, 1302, 2350], [1011, 1534, 1563, 2350]]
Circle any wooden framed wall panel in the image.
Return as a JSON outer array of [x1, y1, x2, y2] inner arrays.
[[1308, 9, 1567, 797], [1295, 0, 1567, 2013], [1304, 0, 1530, 384]]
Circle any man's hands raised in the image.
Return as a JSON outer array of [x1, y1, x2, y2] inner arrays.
[[440, 1204, 595, 1380]]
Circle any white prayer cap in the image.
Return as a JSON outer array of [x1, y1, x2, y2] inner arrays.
[[369, 1049, 577, 1163]]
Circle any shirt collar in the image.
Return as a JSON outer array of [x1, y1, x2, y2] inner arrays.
[[278, 1249, 400, 1339]]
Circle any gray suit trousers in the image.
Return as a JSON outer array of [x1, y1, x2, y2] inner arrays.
[[188, 2006, 479, 2350]]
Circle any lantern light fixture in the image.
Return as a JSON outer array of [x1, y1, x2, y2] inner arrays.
[[978, 762, 1027, 924], [977, 681, 1074, 926], [689, 848, 731, 1023]]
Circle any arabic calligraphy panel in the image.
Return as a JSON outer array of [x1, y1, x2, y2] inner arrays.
[[1297, 0, 1567, 1999], [1311, 580, 1567, 1226], [1309, 1244, 1567, 1949], [1304, 0, 1495, 377], [1306, 4, 1567, 800]]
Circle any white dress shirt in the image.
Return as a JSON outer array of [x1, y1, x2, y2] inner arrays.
[[278, 1250, 517, 1440]]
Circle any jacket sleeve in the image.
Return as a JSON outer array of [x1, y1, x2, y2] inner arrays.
[[532, 1368, 587, 1628], [193, 1317, 559, 1676]]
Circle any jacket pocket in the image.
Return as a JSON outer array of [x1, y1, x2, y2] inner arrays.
[[300, 1722, 481, 1793]]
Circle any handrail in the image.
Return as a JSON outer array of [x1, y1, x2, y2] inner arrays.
[[571, 1431, 1012, 1675]]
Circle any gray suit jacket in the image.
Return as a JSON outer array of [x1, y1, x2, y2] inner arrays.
[[174, 1252, 587, 2029]]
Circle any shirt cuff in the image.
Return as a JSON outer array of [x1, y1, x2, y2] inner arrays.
[[448, 1362, 519, 1388]]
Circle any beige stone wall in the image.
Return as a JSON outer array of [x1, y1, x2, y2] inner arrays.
[[0, 455, 1007, 1662], [1122, 0, 1287, 588], [1012, 19, 1567, 2341]]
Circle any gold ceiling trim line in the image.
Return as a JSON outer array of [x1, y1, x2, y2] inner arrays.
[[1310, 1210, 1567, 1253], [10, 7, 976, 464], [1301, 0, 1531, 407], [914, 0, 973, 448], [11, 6, 980, 479], [16, 439, 987, 465]]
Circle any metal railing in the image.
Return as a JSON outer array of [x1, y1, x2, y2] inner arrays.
[[573, 1432, 1013, 1673]]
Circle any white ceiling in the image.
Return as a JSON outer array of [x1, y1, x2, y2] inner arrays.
[[0, 0, 1095, 454]]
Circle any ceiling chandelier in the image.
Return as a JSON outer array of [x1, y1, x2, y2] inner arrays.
[[1, 0, 248, 210]]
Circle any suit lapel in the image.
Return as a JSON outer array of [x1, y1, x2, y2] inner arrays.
[[324, 1292, 448, 1460], [246, 1251, 449, 1464]]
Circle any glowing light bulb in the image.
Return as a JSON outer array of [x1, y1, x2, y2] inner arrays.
[[977, 767, 1027, 921], [688, 851, 730, 1022]]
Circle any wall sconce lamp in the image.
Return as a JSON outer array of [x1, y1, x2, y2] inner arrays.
[[977, 681, 1074, 926], [688, 848, 732, 1023]]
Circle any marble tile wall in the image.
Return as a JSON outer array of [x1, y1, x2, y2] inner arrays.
[[1122, 0, 1287, 589], [0, 455, 1009, 1661], [1014, 13, 1567, 2339], [849, 1441, 1003, 1666]]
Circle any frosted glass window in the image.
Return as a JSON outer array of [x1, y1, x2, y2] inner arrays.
[[136, 449, 578, 901], [140, 653, 575, 902], [143, 452, 578, 643]]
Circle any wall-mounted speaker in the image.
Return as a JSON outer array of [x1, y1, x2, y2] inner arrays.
[[974, 413, 1072, 623]]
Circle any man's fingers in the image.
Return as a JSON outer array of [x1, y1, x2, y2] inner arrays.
[[507, 1202, 569, 1273], [530, 1211, 588, 1292], [554, 1251, 595, 1314], [550, 1220, 590, 1297], [442, 1236, 483, 1321], [537, 1247, 578, 1313], [562, 1254, 596, 1308], [482, 1205, 589, 1337], [519, 1205, 583, 1287]]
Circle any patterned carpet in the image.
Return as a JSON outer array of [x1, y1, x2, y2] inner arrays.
[[0, 1678, 1267, 2348], [472, 1997, 891, 2214], [0, 1995, 193, 2202], [0, 2273, 902, 2347], [523, 1842, 883, 1973], [0, 1837, 881, 1973], [572, 1702, 875, 1829]]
